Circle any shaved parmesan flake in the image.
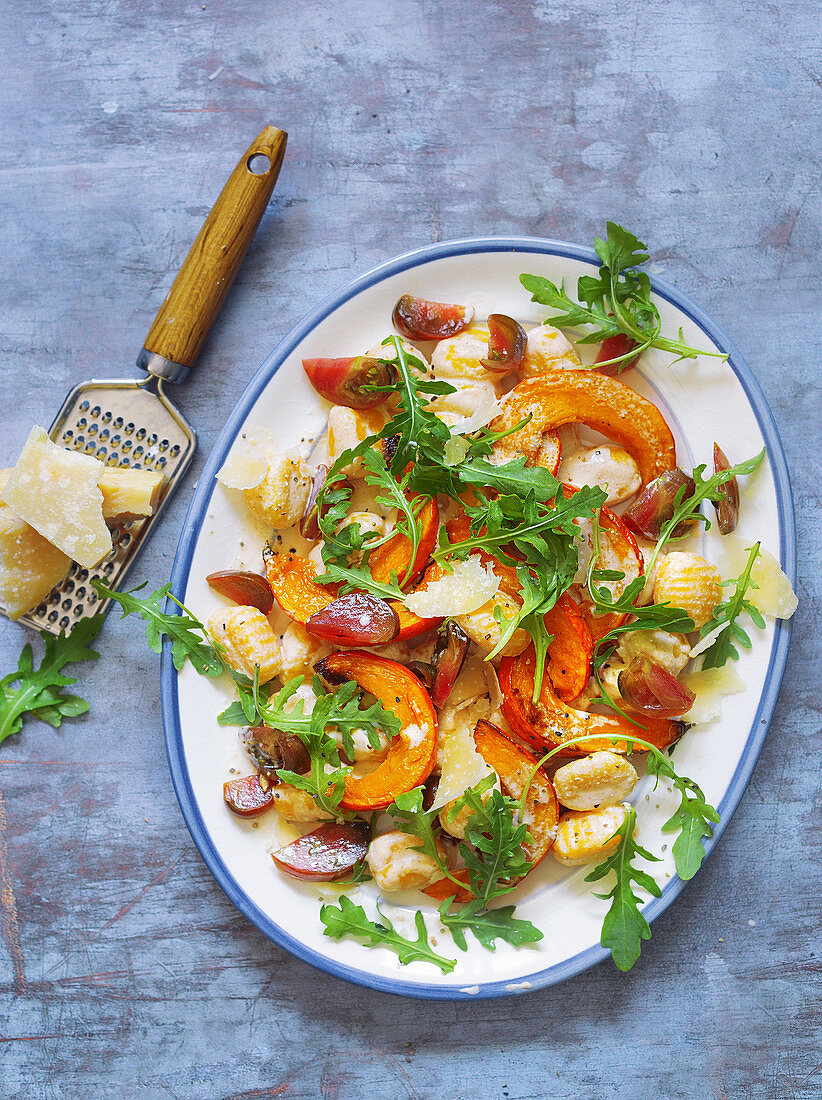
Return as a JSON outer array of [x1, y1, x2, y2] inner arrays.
[[748, 548, 797, 619], [404, 557, 499, 619], [715, 536, 797, 619], [430, 699, 495, 812], [681, 666, 746, 724], [217, 430, 278, 490], [449, 390, 503, 435], [1, 427, 111, 567]]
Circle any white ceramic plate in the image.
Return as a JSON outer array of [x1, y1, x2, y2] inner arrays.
[[162, 238, 795, 999]]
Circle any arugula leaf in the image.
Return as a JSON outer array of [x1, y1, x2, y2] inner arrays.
[[521, 223, 728, 369], [219, 674, 400, 818], [698, 543, 766, 669], [320, 895, 456, 973], [450, 780, 534, 906], [388, 786, 443, 863], [0, 615, 104, 747], [437, 898, 543, 952], [646, 753, 720, 880], [93, 579, 222, 676], [585, 804, 662, 971]]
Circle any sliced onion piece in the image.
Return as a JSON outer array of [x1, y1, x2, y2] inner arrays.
[[618, 658, 696, 718], [302, 356, 395, 409], [392, 294, 473, 341], [431, 620, 470, 709], [480, 313, 527, 374], [206, 570, 274, 614], [712, 443, 740, 535], [306, 592, 400, 646], [273, 821, 372, 881], [622, 468, 697, 541]]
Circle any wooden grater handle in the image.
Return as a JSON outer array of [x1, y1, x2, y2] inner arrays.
[[140, 126, 287, 377]]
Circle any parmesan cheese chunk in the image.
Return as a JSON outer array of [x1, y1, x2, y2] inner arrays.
[[216, 430, 279, 490], [716, 536, 798, 619], [99, 467, 165, 522], [681, 666, 746, 724], [0, 470, 71, 619], [748, 548, 798, 619], [404, 557, 499, 619], [1, 427, 111, 567], [430, 698, 495, 812]]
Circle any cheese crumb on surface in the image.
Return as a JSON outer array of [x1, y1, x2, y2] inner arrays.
[[681, 666, 746, 724], [1, 427, 111, 567], [404, 556, 499, 619]]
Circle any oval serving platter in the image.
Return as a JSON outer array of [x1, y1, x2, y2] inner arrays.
[[162, 237, 795, 999]]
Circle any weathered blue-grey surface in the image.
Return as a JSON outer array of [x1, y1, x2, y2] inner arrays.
[[1, 1, 820, 1097]]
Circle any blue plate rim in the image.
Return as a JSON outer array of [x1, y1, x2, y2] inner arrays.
[[161, 235, 796, 1000]]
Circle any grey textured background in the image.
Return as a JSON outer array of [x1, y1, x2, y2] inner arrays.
[[1, 1, 820, 1097]]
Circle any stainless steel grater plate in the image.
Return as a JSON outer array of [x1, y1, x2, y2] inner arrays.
[[17, 375, 196, 635]]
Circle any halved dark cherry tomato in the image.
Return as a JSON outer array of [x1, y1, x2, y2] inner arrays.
[[622, 468, 697, 541], [223, 774, 274, 817], [306, 592, 400, 646], [392, 294, 473, 341], [618, 659, 696, 718], [480, 314, 527, 374], [206, 570, 273, 614], [302, 356, 395, 409], [243, 725, 310, 777], [594, 332, 641, 375], [272, 821, 371, 881]]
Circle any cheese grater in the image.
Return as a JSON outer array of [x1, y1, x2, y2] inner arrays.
[[12, 125, 287, 635]]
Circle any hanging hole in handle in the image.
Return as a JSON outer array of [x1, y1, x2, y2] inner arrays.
[[246, 153, 271, 175]]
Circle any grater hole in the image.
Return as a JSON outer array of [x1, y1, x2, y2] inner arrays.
[[91, 405, 101, 418], [60, 615, 71, 629], [87, 591, 98, 605], [63, 429, 74, 442], [76, 586, 87, 599], [88, 423, 98, 437], [48, 610, 59, 623], [119, 532, 132, 548], [122, 439, 132, 452], [98, 447, 108, 459], [61, 599, 72, 611], [103, 561, 115, 574], [170, 444, 180, 457], [113, 417, 123, 430], [148, 433, 158, 446], [78, 417, 87, 429], [102, 410, 112, 424], [159, 438, 169, 452], [157, 456, 167, 469], [126, 422, 135, 434], [63, 579, 74, 594], [136, 427, 146, 441], [76, 569, 89, 581], [79, 400, 90, 412], [99, 429, 109, 441], [75, 434, 85, 446]]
